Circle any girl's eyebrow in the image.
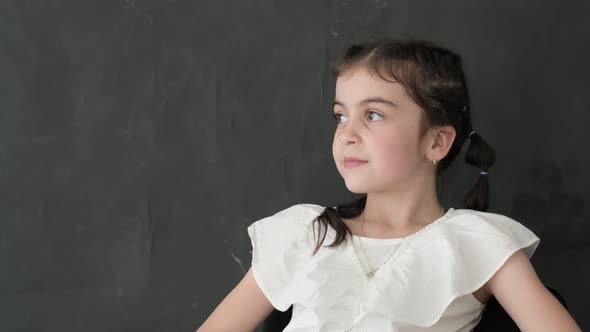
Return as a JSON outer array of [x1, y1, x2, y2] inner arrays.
[[332, 97, 399, 109]]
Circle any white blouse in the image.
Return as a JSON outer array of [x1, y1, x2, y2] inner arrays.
[[247, 204, 540, 332]]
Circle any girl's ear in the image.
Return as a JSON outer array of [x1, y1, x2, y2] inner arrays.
[[427, 125, 456, 160]]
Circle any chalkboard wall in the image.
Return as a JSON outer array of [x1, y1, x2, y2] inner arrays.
[[1, 0, 588, 331]]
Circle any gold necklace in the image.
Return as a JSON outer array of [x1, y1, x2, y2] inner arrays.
[[357, 206, 445, 279]]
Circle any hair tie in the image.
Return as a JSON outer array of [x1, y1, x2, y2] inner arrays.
[[480, 171, 488, 175], [468, 131, 476, 139]]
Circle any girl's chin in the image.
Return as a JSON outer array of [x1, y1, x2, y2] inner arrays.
[[343, 181, 371, 193], [346, 188, 367, 194]]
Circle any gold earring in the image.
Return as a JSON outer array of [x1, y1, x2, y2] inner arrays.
[[432, 157, 437, 165]]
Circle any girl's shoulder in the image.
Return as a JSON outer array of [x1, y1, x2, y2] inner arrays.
[[368, 209, 541, 326], [272, 203, 327, 219], [445, 208, 538, 235], [247, 203, 326, 230], [424, 208, 541, 259], [246, 203, 327, 247], [246, 203, 328, 311], [451, 207, 529, 225]]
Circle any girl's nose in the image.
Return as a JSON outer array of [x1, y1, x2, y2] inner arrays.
[[338, 122, 361, 145]]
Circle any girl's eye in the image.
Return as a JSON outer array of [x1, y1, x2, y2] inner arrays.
[[332, 111, 383, 123], [332, 113, 345, 123], [367, 111, 384, 121]]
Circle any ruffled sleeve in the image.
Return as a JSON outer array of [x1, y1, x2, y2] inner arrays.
[[369, 208, 541, 327], [247, 203, 325, 311]]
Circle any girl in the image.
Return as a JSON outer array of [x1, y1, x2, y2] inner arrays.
[[197, 39, 582, 331]]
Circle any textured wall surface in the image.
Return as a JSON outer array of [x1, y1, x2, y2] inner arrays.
[[0, 0, 588, 331]]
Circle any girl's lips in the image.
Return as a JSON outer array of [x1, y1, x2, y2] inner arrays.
[[343, 160, 368, 168]]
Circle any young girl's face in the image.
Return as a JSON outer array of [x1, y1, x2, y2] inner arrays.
[[332, 66, 431, 193]]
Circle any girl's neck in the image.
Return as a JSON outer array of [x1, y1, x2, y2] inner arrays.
[[363, 184, 442, 230]]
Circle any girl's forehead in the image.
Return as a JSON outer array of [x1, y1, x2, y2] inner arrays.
[[335, 68, 410, 102]]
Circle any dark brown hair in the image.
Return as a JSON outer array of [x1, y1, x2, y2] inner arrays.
[[311, 39, 496, 255]]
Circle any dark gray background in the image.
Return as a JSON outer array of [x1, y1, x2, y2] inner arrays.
[[1, 0, 588, 331]]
